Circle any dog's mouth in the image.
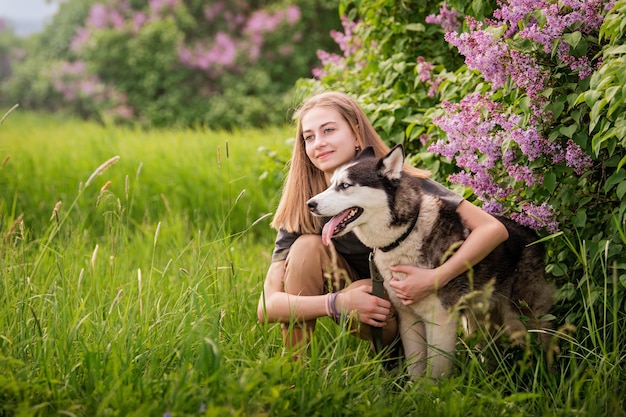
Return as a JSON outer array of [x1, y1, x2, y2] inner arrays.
[[321, 207, 363, 246]]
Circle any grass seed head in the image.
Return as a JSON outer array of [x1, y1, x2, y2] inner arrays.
[[91, 244, 99, 270], [0, 104, 19, 125], [50, 201, 62, 223], [96, 180, 112, 207], [86, 155, 120, 187], [4, 213, 24, 243]]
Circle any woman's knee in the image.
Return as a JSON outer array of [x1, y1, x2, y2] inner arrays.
[[284, 234, 354, 294], [288, 234, 326, 259], [283, 235, 329, 295]]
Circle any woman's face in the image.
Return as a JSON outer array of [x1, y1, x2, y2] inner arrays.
[[301, 105, 359, 183]]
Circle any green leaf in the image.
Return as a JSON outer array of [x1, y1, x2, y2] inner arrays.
[[617, 154, 626, 171], [546, 262, 567, 277], [405, 23, 425, 32], [603, 44, 626, 56], [617, 180, 626, 200], [573, 210, 587, 228], [564, 31, 582, 49], [559, 124, 578, 138], [544, 172, 557, 193], [584, 90, 602, 107], [605, 85, 621, 102], [546, 100, 564, 119], [589, 99, 608, 132], [504, 392, 541, 402], [604, 171, 626, 192]]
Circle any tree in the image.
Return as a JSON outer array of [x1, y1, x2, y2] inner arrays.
[[1, 0, 341, 128]]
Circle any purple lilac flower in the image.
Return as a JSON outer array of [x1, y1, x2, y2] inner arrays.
[[509, 127, 548, 161], [179, 33, 239, 75], [508, 49, 548, 101], [564, 139, 593, 174], [313, 15, 362, 78], [148, 0, 180, 15], [493, 0, 612, 77], [425, 3, 461, 32], [71, 28, 91, 52], [482, 200, 505, 214], [87, 4, 108, 28], [507, 163, 541, 186], [132, 12, 147, 31], [204, 2, 225, 22], [416, 56, 433, 82], [331, 15, 361, 57], [284, 5, 301, 24], [511, 202, 560, 232], [445, 18, 509, 90]]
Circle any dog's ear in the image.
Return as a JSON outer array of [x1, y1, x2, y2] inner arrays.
[[378, 144, 404, 180], [355, 146, 376, 161]]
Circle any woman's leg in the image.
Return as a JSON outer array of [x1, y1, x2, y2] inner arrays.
[[281, 234, 400, 356], [281, 235, 355, 350]]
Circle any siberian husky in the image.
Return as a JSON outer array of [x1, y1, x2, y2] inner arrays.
[[307, 145, 554, 378]]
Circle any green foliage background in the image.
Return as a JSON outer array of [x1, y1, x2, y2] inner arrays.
[[0, 0, 341, 128]]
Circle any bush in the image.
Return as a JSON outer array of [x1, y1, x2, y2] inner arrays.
[[0, 0, 341, 128], [304, 0, 625, 351]]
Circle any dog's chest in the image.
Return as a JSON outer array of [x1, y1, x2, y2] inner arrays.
[[373, 249, 443, 311]]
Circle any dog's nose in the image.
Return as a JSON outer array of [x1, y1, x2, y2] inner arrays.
[[307, 200, 317, 212]]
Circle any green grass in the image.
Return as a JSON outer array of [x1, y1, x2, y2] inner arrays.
[[0, 111, 624, 416]]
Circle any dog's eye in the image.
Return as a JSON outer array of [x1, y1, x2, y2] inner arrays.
[[339, 182, 351, 189]]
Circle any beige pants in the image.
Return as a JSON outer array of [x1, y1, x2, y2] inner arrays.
[[282, 234, 398, 350]]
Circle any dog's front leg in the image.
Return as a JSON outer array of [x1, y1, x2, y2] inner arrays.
[[424, 305, 457, 378], [397, 312, 427, 378]]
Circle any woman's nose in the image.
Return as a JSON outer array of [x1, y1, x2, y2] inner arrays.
[[313, 135, 325, 148]]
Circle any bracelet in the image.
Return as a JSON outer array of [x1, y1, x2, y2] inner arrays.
[[325, 293, 332, 317], [330, 292, 341, 319]]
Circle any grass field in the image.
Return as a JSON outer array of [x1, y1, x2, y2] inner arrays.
[[0, 111, 624, 416]]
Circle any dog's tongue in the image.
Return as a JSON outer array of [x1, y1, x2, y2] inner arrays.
[[321, 209, 352, 246]]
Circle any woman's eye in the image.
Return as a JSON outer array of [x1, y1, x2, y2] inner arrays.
[[324, 127, 335, 134], [303, 135, 314, 142]]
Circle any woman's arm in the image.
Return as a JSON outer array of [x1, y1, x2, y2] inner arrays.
[[388, 200, 509, 305], [257, 260, 391, 326]]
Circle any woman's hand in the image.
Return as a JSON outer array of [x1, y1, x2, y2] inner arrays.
[[336, 281, 391, 327], [387, 264, 439, 305]]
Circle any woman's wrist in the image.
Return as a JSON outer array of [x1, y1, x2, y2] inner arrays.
[[325, 293, 333, 317], [324, 292, 341, 318], [327, 292, 341, 318]]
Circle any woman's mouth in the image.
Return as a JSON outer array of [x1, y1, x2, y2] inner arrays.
[[316, 151, 333, 161]]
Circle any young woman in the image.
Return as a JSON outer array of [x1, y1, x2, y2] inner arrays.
[[256, 91, 509, 352]]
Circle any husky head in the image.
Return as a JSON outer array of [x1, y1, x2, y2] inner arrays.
[[307, 145, 406, 247]]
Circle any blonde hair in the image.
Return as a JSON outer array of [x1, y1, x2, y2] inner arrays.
[[271, 91, 429, 234]]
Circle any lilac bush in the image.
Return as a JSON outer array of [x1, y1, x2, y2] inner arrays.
[[2, 0, 340, 128], [424, 0, 614, 231], [312, 15, 362, 79], [306, 0, 626, 318], [311, 0, 616, 233], [62, 0, 308, 125]]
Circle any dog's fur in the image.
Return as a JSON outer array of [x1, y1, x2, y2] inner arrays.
[[307, 145, 554, 378]]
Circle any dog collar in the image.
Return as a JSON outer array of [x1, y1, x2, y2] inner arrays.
[[378, 214, 419, 252]]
